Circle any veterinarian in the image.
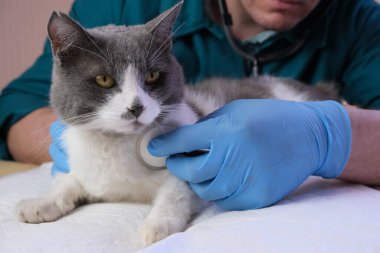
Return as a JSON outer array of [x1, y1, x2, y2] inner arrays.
[[1, 0, 380, 210]]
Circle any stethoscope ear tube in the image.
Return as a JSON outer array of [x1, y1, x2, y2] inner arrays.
[[216, 0, 333, 75], [217, 0, 259, 74]]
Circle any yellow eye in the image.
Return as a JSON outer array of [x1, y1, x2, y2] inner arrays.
[[144, 71, 160, 84], [95, 75, 115, 88]]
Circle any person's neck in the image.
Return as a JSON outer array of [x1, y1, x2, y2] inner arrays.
[[206, 0, 264, 40], [225, 0, 265, 40]]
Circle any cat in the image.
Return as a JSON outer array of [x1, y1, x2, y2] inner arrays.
[[15, 2, 339, 246]]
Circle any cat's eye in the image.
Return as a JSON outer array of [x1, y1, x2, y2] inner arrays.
[[95, 75, 115, 88], [144, 71, 160, 84]]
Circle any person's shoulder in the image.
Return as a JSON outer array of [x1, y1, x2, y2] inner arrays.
[[353, 0, 380, 12], [337, 0, 380, 28], [70, 0, 197, 26], [69, 0, 175, 26], [328, 0, 380, 45]]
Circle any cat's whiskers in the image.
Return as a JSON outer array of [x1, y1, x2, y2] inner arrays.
[[65, 13, 110, 64], [149, 56, 169, 69], [145, 25, 158, 59], [151, 121, 166, 134], [82, 29, 113, 65], [160, 104, 182, 112], [149, 15, 192, 63], [69, 112, 98, 121], [26, 117, 79, 164], [106, 43, 115, 66], [78, 118, 117, 137], [152, 103, 188, 127], [69, 45, 109, 65], [20, 99, 79, 141], [25, 112, 99, 155], [28, 136, 55, 164]]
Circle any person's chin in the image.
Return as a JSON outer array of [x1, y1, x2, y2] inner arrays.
[[260, 15, 302, 31]]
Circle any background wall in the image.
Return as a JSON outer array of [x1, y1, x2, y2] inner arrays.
[[0, 0, 73, 91], [1, 0, 380, 91]]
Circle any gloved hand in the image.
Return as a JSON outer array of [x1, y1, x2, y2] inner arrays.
[[148, 99, 351, 210], [49, 120, 70, 176]]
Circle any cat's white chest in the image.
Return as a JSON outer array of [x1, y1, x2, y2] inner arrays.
[[63, 127, 169, 202]]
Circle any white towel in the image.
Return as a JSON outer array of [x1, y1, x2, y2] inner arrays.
[[1, 163, 379, 253]]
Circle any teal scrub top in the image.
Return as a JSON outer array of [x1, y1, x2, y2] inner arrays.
[[1, 0, 380, 160]]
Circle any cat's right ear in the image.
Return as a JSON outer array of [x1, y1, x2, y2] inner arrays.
[[47, 12, 86, 62], [145, 2, 184, 46]]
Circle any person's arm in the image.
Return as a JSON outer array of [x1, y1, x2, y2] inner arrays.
[[338, 106, 380, 185], [7, 107, 56, 164], [336, 2, 380, 184], [0, 40, 53, 162], [0, 0, 123, 163]]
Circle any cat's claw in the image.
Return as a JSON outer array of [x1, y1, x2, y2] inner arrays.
[[139, 217, 186, 246], [15, 198, 63, 223]]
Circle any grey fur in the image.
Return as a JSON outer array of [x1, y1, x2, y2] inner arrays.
[[186, 76, 340, 117], [48, 3, 339, 133], [36, 3, 341, 245], [48, 4, 185, 130]]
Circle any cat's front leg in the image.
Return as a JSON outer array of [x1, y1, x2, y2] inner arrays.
[[15, 173, 88, 223], [139, 175, 204, 246]]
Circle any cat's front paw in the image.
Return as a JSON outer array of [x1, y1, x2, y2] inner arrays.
[[139, 217, 186, 246], [15, 198, 64, 223]]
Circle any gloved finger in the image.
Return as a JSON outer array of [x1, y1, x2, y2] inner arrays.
[[198, 99, 252, 122], [189, 159, 244, 201], [213, 173, 272, 211], [148, 118, 220, 157], [49, 143, 70, 175], [51, 163, 64, 177], [166, 149, 220, 183], [49, 120, 66, 139]]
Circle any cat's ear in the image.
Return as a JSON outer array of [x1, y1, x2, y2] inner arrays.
[[47, 12, 87, 60], [146, 1, 184, 43]]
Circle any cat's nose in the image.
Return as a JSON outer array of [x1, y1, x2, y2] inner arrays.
[[128, 103, 144, 118]]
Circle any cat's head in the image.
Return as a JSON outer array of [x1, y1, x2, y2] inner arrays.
[[48, 2, 185, 135]]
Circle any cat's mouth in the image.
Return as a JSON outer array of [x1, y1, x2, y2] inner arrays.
[[114, 120, 148, 135], [86, 117, 149, 136], [130, 121, 146, 131]]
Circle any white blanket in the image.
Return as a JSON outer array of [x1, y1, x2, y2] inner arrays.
[[1, 163, 379, 253]]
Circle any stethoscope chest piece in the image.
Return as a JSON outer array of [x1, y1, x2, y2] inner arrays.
[[136, 127, 167, 170]]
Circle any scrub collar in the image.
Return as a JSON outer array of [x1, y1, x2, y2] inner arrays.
[[242, 31, 278, 45]]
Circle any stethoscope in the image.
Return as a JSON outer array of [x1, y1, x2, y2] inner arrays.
[[216, 0, 333, 76]]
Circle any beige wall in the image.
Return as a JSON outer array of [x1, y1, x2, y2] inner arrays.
[[0, 0, 73, 91]]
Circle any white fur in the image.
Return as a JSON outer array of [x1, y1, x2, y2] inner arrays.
[[185, 88, 222, 116], [171, 102, 199, 126], [271, 81, 310, 102], [16, 94, 202, 246], [64, 127, 167, 202], [97, 65, 161, 134]]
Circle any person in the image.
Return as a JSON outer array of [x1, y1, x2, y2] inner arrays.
[[1, 0, 380, 210]]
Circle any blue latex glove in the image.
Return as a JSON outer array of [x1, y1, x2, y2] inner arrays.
[[49, 120, 70, 176], [148, 99, 351, 210]]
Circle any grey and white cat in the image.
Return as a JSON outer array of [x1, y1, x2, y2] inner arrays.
[[15, 2, 339, 246]]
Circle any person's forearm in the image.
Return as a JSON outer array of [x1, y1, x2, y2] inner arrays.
[[7, 107, 57, 164], [338, 106, 380, 185]]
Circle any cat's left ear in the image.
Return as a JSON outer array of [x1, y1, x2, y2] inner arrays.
[[146, 1, 184, 44], [47, 12, 88, 62]]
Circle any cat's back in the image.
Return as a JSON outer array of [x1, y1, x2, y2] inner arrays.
[[185, 76, 340, 116]]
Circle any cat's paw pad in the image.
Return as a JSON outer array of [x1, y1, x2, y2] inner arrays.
[[15, 198, 63, 223], [139, 217, 186, 246]]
